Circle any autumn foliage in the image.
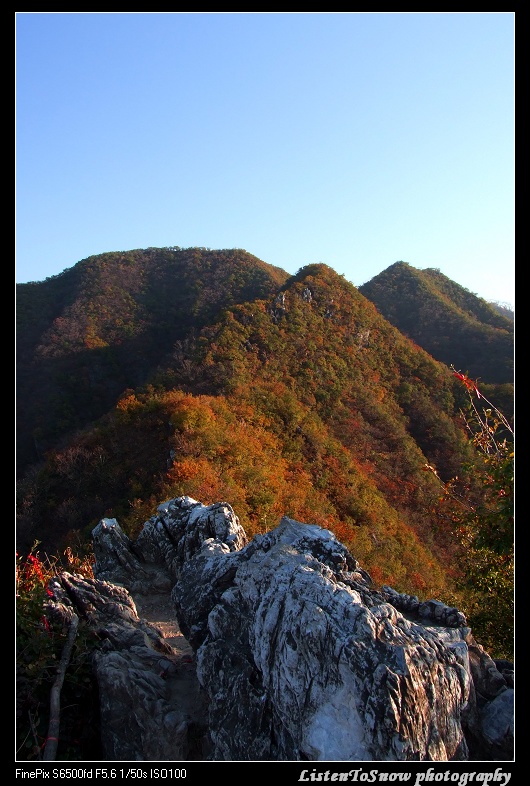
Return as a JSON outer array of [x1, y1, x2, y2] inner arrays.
[[429, 369, 514, 658], [16, 251, 514, 658], [16, 546, 98, 760]]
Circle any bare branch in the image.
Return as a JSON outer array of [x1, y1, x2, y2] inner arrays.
[[42, 613, 79, 761]]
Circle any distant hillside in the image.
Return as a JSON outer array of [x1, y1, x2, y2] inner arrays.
[[15, 253, 478, 593], [16, 249, 514, 654], [489, 301, 514, 321], [16, 247, 288, 473], [358, 262, 514, 386]]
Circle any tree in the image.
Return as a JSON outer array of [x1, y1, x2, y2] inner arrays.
[[429, 367, 514, 659]]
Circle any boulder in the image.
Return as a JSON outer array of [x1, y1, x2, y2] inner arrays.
[[44, 496, 513, 761]]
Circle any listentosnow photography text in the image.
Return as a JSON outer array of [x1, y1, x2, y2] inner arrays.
[[298, 769, 512, 786]]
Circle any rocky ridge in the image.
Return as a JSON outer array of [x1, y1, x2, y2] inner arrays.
[[44, 496, 514, 761]]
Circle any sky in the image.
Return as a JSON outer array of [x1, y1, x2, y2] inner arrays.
[[15, 12, 515, 308]]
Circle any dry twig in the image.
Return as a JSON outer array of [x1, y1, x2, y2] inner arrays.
[[42, 613, 79, 761]]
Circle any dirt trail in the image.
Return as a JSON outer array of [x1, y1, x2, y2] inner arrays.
[[133, 587, 209, 754], [134, 590, 194, 659]]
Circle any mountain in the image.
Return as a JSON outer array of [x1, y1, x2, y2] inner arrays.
[[489, 301, 514, 321], [358, 261, 514, 386], [15, 248, 513, 653], [16, 247, 289, 474], [15, 249, 515, 763]]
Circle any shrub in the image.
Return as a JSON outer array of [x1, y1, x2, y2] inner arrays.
[[429, 368, 514, 659], [15, 544, 100, 761]]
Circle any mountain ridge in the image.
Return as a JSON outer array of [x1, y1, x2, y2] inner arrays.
[[15, 248, 515, 764], [358, 261, 513, 384], [16, 246, 513, 657]]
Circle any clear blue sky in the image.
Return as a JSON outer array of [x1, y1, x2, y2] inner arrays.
[[16, 12, 515, 308]]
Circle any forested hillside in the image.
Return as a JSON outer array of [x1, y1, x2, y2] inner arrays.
[[359, 261, 514, 389], [16, 248, 514, 656], [16, 247, 288, 474]]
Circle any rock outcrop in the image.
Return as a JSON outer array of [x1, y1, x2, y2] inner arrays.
[[45, 496, 514, 761]]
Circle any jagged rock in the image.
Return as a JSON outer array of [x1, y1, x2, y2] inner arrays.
[[45, 496, 513, 761], [91, 518, 157, 593], [381, 585, 468, 628], [44, 569, 209, 761], [135, 497, 248, 573], [175, 517, 476, 761], [479, 689, 514, 753], [494, 659, 515, 689]]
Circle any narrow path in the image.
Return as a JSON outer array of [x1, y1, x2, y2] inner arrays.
[[133, 585, 211, 758], [134, 590, 194, 658]]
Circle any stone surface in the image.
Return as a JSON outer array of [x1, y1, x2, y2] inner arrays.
[[44, 496, 514, 762], [44, 569, 209, 761]]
